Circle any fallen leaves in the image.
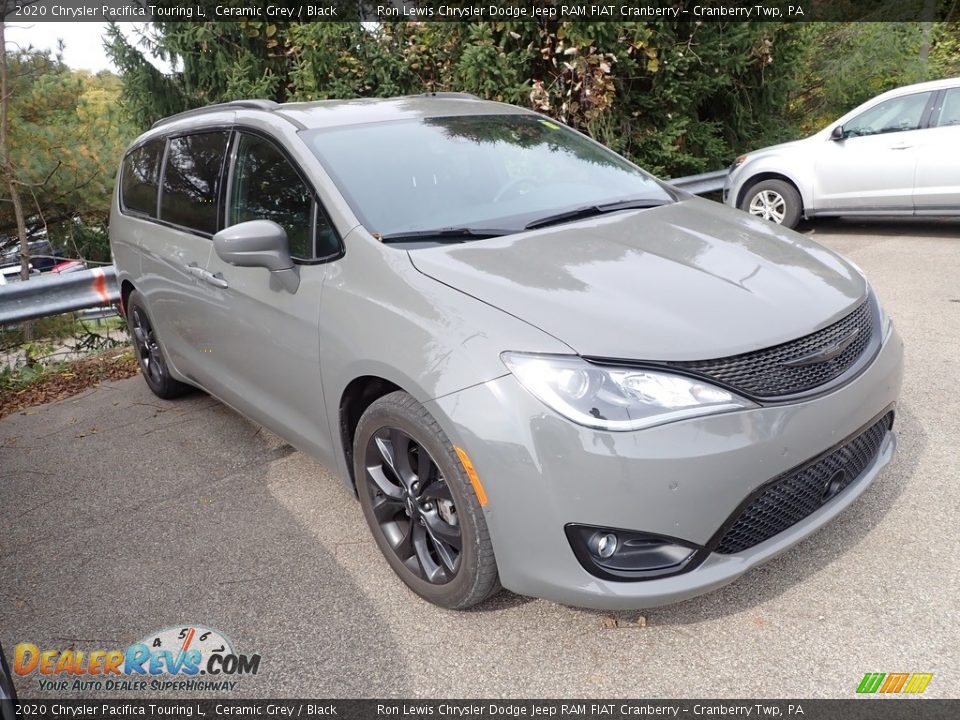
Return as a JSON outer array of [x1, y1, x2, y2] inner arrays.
[[0, 348, 140, 419], [600, 615, 648, 630]]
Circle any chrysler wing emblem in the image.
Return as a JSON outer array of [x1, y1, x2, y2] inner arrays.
[[781, 327, 861, 368]]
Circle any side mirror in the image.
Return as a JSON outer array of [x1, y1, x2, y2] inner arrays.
[[213, 220, 299, 293], [830, 125, 845, 141]]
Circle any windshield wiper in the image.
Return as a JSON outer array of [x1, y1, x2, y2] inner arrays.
[[524, 198, 671, 230], [379, 227, 514, 244]]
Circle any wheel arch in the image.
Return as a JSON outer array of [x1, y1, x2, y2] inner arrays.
[[338, 375, 404, 492], [737, 172, 807, 217], [119, 279, 136, 317]]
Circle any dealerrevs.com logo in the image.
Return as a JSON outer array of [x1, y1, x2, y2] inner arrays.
[[14, 625, 261, 692]]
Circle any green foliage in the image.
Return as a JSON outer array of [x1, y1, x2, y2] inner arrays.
[[782, 21, 960, 139], [107, 18, 807, 176], [0, 360, 52, 391], [0, 46, 132, 260]]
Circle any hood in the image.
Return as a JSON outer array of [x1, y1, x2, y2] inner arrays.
[[740, 137, 812, 160], [408, 198, 867, 361]]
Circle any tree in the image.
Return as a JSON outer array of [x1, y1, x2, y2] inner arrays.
[[0, 32, 131, 265], [107, 15, 806, 176], [784, 19, 960, 137], [0, 6, 29, 282]]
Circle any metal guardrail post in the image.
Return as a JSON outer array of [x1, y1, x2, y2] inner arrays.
[[0, 266, 120, 325]]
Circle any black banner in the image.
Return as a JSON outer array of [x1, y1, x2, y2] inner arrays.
[[3, 700, 959, 720], [2, 0, 956, 23]]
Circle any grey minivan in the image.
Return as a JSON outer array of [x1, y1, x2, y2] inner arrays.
[[110, 95, 903, 610]]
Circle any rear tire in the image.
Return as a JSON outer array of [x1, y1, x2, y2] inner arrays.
[[354, 391, 500, 609], [126, 290, 191, 400], [740, 179, 802, 229]]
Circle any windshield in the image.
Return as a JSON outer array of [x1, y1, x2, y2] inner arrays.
[[303, 114, 674, 238]]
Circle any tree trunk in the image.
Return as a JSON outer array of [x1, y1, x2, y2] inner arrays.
[[918, 0, 937, 73], [0, 12, 33, 339]]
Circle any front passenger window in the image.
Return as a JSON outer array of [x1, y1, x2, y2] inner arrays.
[[230, 134, 333, 260]]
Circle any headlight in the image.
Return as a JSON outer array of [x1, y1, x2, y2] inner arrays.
[[502, 353, 756, 432], [728, 155, 748, 172]]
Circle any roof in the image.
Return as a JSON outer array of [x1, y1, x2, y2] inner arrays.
[[150, 93, 533, 133], [871, 76, 960, 101]]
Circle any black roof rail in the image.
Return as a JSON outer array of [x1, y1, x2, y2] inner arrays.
[[150, 100, 280, 129]]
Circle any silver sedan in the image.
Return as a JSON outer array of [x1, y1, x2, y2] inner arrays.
[[725, 76, 960, 228]]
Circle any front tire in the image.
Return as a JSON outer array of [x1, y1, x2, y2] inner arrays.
[[740, 179, 802, 229], [126, 290, 192, 400], [354, 391, 500, 609]]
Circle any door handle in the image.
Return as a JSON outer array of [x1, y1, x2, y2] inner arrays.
[[185, 262, 204, 278], [201, 270, 229, 289], [889, 144, 913, 150]]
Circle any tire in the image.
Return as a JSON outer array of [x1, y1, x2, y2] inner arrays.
[[126, 290, 192, 400], [739, 179, 802, 229], [354, 391, 501, 609]]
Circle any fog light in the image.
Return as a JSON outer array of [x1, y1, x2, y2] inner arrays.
[[566, 524, 702, 581], [591, 532, 618, 559]]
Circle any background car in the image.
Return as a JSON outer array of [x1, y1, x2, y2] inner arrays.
[[0, 234, 60, 273], [725, 77, 960, 228]]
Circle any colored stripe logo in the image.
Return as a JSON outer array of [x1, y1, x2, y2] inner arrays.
[[857, 672, 933, 694]]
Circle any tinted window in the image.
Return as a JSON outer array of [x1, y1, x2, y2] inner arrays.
[[120, 141, 163, 217], [305, 115, 672, 237], [229, 134, 338, 259], [936, 88, 960, 127], [160, 132, 229, 234], [843, 92, 932, 138]]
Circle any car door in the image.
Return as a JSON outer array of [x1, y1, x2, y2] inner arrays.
[[813, 90, 935, 213], [136, 131, 229, 378], [914, 87, 960, 213], [197, 130, 342, 458]]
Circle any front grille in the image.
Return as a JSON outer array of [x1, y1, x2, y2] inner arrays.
[[670, 298, 875, 398], [715, 412, 893, 555]]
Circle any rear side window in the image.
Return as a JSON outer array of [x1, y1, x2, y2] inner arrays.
[[936, 88, 960, 127], [120, 141, 164, 217], [160, 132, 229, 235]]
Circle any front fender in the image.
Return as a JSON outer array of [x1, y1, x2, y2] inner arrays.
[[319, 228, 572, 483]]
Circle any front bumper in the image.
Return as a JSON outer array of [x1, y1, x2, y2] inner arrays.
[[427, 323, 904, 609]]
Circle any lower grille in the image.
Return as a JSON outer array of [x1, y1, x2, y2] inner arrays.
[[715, 412, 893, 555]]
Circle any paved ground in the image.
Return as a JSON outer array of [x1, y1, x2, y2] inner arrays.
[[2, 219, 958, 699]]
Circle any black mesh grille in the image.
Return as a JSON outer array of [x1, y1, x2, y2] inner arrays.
[[670, 299, 875, 398], [715, 412, 893, 555]]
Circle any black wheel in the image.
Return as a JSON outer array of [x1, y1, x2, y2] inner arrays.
[[354, 391, 500, 609], [740, 179, 802, 229], [126, 290, 191, 400]]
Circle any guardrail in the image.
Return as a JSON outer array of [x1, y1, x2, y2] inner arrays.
[[0, 266, 119, 325], [668, 169, 727, 195], [0, 172, 726, 326]]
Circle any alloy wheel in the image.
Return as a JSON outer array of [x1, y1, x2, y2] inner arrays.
[[364, 427, 461, 584], [748, 190, 787, 224]]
